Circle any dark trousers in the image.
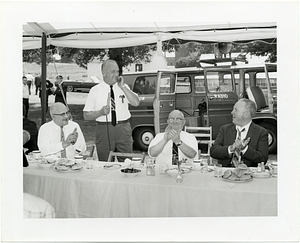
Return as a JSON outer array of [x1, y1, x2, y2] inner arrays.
[[23, 98, 29, 118], [35, 85, 40, 95], [95, 122, 133, 161], [27, 82, 32, 95]]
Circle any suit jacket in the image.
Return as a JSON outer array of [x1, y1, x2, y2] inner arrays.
[[23, 118, 39, 154], [210, 122, 268, 167], [54, 83, 67, 105]]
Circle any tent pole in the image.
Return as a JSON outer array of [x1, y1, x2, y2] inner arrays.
[[41, 32, 47, 124]]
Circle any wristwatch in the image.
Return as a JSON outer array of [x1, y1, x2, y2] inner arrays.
[[176, 141, 183, 147]]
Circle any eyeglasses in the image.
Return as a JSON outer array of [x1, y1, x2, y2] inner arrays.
[[52, 111, 70, 117], [168, 117, 184, 122]]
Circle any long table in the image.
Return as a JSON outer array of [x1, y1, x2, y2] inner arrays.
[[23, 162, 277, 218]]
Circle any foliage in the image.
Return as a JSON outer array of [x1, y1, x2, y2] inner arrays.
[[243, 41, 277, 63], [175, 41, 277, 68], [23, 43, 177, 74], [23, 49, 54, 65], [175, 52, 201, 68], [175, 43, 214, 68]]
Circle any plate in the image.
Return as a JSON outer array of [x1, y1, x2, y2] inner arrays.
[[55, 164, 83, 172], [103, 164, 121, 170], [222, 175, 253, 183], [165, 167, 191, 174], [252, 171, 271, 178]]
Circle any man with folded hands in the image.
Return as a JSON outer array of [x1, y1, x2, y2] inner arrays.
[[210, 98, 268, 167], [148, 110, 198, 168], [38, 102, 86, 159]]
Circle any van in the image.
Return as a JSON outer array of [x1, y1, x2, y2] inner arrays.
[[123, 62, 277, 154]]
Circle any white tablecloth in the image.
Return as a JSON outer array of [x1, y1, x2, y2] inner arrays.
[[23, 162, 277, 218]]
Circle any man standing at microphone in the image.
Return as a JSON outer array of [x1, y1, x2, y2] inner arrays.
[[83, 59, 140, 161]]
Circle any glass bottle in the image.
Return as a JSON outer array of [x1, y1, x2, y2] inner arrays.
[[261, 162, 265, 172], [176, 169, 183, 183], [257, 163, 262, 173]]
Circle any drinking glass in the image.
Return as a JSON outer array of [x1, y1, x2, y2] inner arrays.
[[86, 157, 94, 169], [214, 164, 223, 177], [200, 159, 208, 173]]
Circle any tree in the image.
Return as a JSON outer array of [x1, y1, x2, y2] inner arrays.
[[23, 43, 177, 74], [175, 41, 277, 68], [23, 48, 55, 65], [243, 41, 277, 63]]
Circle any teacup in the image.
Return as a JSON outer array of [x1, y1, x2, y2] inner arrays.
[[268, 162, 278, 177], [193, 160, 201, 171], [32, 150, 41, 160], [74, 155, 83, 164], [132, 158, 142, 168]]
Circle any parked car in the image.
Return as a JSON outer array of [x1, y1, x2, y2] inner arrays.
[[122, 61, 277, 154], [63, 76, 101, 92]]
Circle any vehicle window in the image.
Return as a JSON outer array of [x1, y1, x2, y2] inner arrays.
[[195, 75, 205, 93], [176, 76, 191, 93], [256, 72, 277, 90], [206, 71, 234, 92], [159, 74, 176, 94], [132, 76, 156, 95], [245, 73, 250, 88]]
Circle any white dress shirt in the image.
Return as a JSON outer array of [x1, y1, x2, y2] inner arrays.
[[23, 84, 29, 98], [38, 120, 86, 159], [148, 131, 198, 167], [83, 82, 131, 122]]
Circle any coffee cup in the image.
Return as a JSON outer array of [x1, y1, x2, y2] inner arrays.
[[132, 158, 141, 168], [193, 159, 201, 170], [32, 150, 41, 160], [74, 155, 83, 164]]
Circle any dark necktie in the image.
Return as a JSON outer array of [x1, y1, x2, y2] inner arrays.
[[172, 142, 179, 165], [110, 85, 117, 126], [60, 126, 67, 158]]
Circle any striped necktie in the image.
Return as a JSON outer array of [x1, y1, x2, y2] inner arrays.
[[110, 85, 117, 126], [237, 128, 245, 140], [60, 126, 67, 158], [172, 143, 179, 165]]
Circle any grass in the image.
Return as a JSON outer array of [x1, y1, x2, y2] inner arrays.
[[23, 62, 88, 82]]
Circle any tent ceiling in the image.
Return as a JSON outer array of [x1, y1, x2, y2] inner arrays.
[[23, 22, 277, 50]]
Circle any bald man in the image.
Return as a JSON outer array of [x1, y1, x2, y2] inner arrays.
[[38, 102, 86, 159], [83, 59, 140, 161], [148, 110, 198, 167], [210, 98, 268, 167]]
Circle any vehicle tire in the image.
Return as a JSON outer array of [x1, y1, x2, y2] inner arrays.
[[67, 86, 74, 92], [133, 127, 155, 151], [257, 122, 277, 154]]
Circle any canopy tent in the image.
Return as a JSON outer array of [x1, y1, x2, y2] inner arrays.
[[22, 22, 277, 124], [23, 22, 277, 50]]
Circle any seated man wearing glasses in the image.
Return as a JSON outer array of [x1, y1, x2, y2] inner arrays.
[[38, 102, 86, 159], [148, 110, 198, 167]]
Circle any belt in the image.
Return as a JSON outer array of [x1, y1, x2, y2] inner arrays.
[[97, 119, 129, 125]]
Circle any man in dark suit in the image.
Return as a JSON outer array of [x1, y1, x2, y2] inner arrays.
[[53, 75, 67, 105], [23, 105, 39, 167], [210, 98, 268, 167]]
